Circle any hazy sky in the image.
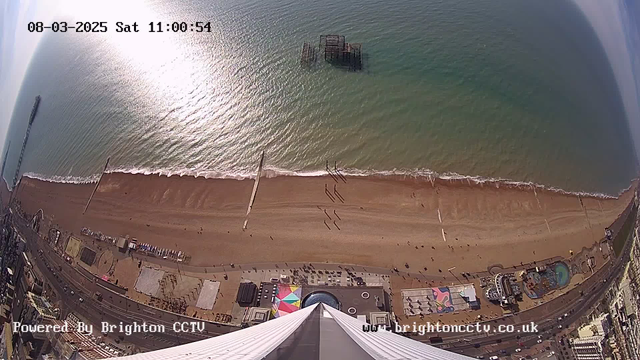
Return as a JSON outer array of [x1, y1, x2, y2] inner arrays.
[[1, 0, 639, 164]]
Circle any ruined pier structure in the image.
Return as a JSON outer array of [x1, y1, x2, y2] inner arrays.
[[301, 35, 363, 71]]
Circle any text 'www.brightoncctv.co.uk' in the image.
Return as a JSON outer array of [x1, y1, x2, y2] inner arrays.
[[363, 322, 539, 336]]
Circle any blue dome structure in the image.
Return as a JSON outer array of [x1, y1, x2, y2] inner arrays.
[[302, 291, 340, 309]]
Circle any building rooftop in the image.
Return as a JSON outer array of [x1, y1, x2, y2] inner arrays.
[[243, 307, 271, 325], [578, 313, 610, 338], [369, 312, 391, 326], [48, 320, 116, 359], [27, 292, 58, 320], [402, 283, 480, 315], [572, 335, 605, 345], [2, 323, 13, 360], [107, 303, 473, 360], [302, 285, 387, 317]]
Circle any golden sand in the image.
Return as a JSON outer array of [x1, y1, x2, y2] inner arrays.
[[15, 173, 634, 275]]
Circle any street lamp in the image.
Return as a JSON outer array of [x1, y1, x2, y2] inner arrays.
[[448, 267, 464, 285]]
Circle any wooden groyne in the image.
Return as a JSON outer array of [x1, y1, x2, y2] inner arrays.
[[13, 96, 40, 189], [83, 157, 110, 214], [243, 151, 265, 230]]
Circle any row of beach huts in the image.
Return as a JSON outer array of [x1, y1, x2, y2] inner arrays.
[[80, 227, 189, 263]]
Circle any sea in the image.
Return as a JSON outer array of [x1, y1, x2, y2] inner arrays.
[[2, 0, 637, 196]]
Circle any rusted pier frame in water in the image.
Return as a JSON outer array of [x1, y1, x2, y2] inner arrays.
[[319, 35, 362, 71], [300, 42, 317, 67]]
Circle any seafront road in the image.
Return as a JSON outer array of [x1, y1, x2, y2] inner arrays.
[[13, 214, 236, 353]]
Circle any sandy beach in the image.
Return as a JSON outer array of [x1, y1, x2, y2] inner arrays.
[[14, 173, 635, 274]]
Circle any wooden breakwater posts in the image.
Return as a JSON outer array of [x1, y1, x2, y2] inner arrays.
[[13, 96, 41, 189], [300, 35, 363, 71], [243, 151, 265, 230], [83, 157, 110, 214], [326, 160, 347, 183]]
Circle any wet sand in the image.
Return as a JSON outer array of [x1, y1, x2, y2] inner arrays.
[[14, 173, 635, 274]]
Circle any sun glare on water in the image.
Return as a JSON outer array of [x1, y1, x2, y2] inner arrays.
[[55, 0, 212, 104]]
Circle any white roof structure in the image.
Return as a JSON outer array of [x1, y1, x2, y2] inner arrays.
[[461, 285, 477, 302], [195, 280, 220, 310], [108, 303, 473, 360], [134, 267, 165, 297]]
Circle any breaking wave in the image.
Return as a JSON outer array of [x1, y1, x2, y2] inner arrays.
[[19, 166, 634, 200], [21, 172, 102, 184]]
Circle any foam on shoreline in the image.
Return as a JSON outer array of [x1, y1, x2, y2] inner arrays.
[[22, 172, 101, 185], [19, 166, 635, 200]]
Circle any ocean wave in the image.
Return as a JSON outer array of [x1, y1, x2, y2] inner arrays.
[[327, 168, 630, 199], [22, 172, 101, 184], [19, 166, 634, 200]]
